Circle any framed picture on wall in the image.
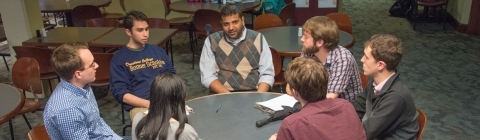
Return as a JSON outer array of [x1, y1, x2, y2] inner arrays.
[[318, 0, 336, 8]]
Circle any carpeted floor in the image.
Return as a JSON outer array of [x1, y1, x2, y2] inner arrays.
[[1, 0, 480, 139]]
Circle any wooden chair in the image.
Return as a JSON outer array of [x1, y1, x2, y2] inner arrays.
[[279, 3, 296, 26], [269, 47, 286, 92], [147, 18, 174, 64], [359, 72, 369, 89], [417, 109, 427, 140], [0, 25, 9, 71], [28, 125, 50, 140], [411, 0, 448, 30], [71, 5, 103, 27], [254, 14, 284, 31], [11, 57, 43, 137], [192, 9, 222, 69], [100, 0, 124, 20], [86, 18, 120, 27], [326, 13, 353, 34], [13, 46, 58, 93], [90, 53, 114, 87], [162, 0, 195, 69]]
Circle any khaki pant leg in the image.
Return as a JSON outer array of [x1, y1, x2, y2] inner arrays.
[[129, 107, 148, 121]]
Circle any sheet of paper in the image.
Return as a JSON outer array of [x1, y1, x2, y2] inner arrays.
[[256, 94, 297, 111]]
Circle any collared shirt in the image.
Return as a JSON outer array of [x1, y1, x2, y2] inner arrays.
[[44, 80, 122, 140], [301, 46, 363, 101], [373, 72, 396, 95], [200, 27, 275, 89]]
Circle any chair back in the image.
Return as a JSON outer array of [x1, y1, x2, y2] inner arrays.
[[417, 109, 427, 140], [162, 0, 172, 17], [120, 0, 126, 13], [147, 18, 170, 29], [92, 53, 114, 82], [254, 14, 283, 30], [13, 46, 55, 75], [269, 47, 281, 76], [86, 18, 120, 27], [12, 57, 42, 94], [193, 9, 222, 37], [71, 5, 103, 27], [325, 13, 352, 34], [28, 125, 50, 140], [279, 3, 296, 26], [359, 72, 368, 89]]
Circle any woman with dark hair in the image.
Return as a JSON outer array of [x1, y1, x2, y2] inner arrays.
[[132, 73, 199, 140]]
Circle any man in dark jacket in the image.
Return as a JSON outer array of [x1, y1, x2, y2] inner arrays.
[[352, 34, 419, 140]]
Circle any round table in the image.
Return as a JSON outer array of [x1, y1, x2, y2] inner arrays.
[[257, 26, 355, 57], [0, 83, 25, 125], [169, 1, 261, 14], [186, 92, 283, 140]]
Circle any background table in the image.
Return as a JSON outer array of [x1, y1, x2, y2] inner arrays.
[[89, 28, 177, 48], [258, 26, 355, 57], [22, 27, 115, 47], [186, 92, 283, 140], [39, 0, 112, 26], [0, 83, 24, 125], [169, 1, 261, 14]]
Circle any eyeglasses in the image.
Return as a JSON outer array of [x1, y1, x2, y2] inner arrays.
[[80, 62, 97, 71]]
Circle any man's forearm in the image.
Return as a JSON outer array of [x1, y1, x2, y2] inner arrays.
[[257, 82, 270, 92], [123, 93, 150, 108], [209, 80, 230, 94]]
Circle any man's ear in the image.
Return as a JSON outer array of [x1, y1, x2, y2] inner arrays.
[[377, 61, 387, 71], [316, 39, 325, 48], [125, 29, 132, 37], [73, 70, 81, 80]]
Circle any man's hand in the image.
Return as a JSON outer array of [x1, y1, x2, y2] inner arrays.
[[257, 83, 271, 92], [326, 93, 339, 98], [209, 80, 230, 94], [269, 133, 277, 140]]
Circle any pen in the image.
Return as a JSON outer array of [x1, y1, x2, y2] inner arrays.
[[216, 105, 222, 113]]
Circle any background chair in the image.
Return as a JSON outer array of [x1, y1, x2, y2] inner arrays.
[[279, 3, 296, 26], [192, 9, 222, 69], [254, 14, 284, 31], [326, 13, 353, 34], [411, 0, 447, 30], [417, 109, 427, 140], [28, 125, 50, 140], [13, 46, 58, 93], [269, 47, 286, 92], [161, 0, 194, 53], [11, 57, 43, 138], [147, 18, 174, 66], [85, 18, 120, 27], [89, 53, 113, 100], [71, 5, 103, 27], [100, 0, 124, 20], [359, 72, 368, 89]]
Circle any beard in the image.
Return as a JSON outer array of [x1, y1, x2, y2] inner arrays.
[[302, 44, 319, 54]]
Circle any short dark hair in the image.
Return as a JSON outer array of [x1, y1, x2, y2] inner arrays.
[[220, 3, 242, 17], [123, 10, 148, 30], [51, 42, 89, 81], [284, 57, 328, 102], [364, 34, 403, 71]]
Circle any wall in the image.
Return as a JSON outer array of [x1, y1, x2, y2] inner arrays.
[[447, 0, 472, 24]]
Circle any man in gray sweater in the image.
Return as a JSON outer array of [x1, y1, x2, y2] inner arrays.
[[352, 34, 419, 140]]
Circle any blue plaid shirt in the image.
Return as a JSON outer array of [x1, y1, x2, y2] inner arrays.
[[44, 80, 122, 140]]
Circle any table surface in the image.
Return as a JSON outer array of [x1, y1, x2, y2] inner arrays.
[[22, 27, 115, 47], [186, 92, 283, 140], [39, 0, 111, 12], [88, 28, 177, 47], [0, 83, 24, 125], [169, 1, 261, 14], [258, 26, 354, 57]]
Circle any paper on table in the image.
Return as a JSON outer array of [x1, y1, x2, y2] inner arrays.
[[256, 94, 297, 111]]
